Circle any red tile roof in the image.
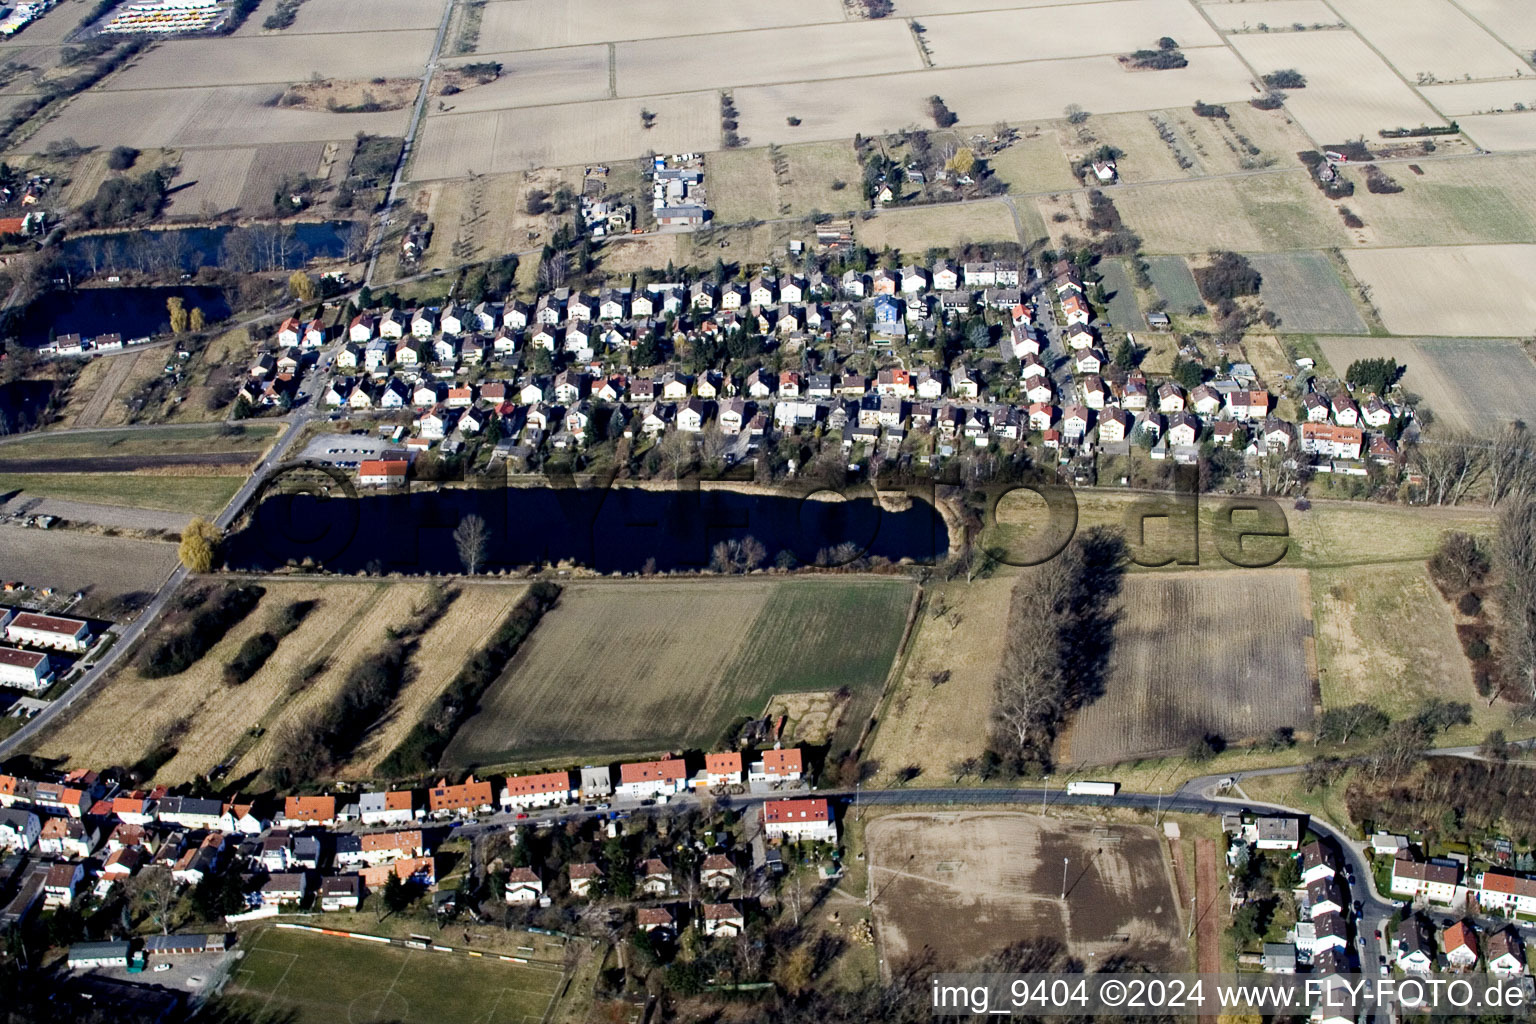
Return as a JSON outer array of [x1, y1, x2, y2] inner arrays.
[[762, 798, 831, 825], [619, 759, 686, 784]]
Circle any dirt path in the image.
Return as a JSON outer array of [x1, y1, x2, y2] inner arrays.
[[1194, 837, 1220, 1024], [74, 351, 139, 428]]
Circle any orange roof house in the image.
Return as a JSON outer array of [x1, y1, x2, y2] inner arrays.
[[428, 776, 493, 814], [360, 855, 436, 889], [283, 796, 336, 824]]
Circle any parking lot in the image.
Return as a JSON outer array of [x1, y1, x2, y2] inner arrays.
[[299, 433, 404, 469]]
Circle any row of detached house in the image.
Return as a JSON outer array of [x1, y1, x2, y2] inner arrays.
[[0, 752, 830, 926], [311, 261, 1027, 347]]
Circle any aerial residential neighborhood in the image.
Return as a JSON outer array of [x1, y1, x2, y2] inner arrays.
[[0, 0, 1535, 1018]]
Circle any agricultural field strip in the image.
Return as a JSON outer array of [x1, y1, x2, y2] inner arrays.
[[343, 584, 525, 776], [443, 579, 912, 767], [415, 48, 1258, 175], [234, 584, 425, 777], [1063, 571, 1313, 765]]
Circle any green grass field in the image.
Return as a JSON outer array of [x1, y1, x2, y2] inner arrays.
[[1249, 253, 1367, 335], [1145, 255, 1202, 313], [443, 578, 914, 768], [223, 927, 563, 1024], [0, 423, 280, 461], [0, 472, 245, 514]]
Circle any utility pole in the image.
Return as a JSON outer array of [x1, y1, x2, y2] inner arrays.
[[1188, 893, 1197, 938], [1061, 857, 1069, 900]]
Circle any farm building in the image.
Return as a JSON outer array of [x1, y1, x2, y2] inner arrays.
[[761, 798, 837, 843], [0, 647, 51, 690], [657, 206, 706, 229], [5, 613, 89, 652]]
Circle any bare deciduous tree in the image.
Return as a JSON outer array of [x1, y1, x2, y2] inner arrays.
[[1410, 430, 1486, 506], [454, 514, 489, 574], [1496, 498, 1536, 702]]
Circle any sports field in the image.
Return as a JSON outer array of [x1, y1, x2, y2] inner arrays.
[[225, 926, 563, 1024], [443, 578, 914, 767]]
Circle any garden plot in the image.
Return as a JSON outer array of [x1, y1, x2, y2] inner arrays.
[[474, 0, 845, 51], [1418, 80, 1536, 117], [1315, 336, 1536, 434], [729, 49, 1255, 155], [1097, 259, 1144, 330], [443, 579, 912, 767], [1228, 30, 1447, 142], [1333, 155, 1536, 246], [857, 200, 1020, 251], [166, 148, 257, 218], [868, 813, 1187, 970], [1459, 112, 1536, 152], [1063, 570, 1314, 764], [1451, 0, 1536, 53], [1113, 171, 1346, 253], [1329, 0, 1528, 83], [1248, 252, 1366, 335], [236, 0, 448, 36], [1343, 245, 1536, 336], [1146, 255, 1203, 312]]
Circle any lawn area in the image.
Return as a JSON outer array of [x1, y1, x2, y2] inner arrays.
[[443, 577, 915, 768], [1310, 563, 1521, 747], [985, 127, 1078, 192], [0, 472, 244, 513], [705, 141, 864, 224], [857, 199, 1019, 251], [0, 423, 280, 461], [222, 926, 564, 1024]]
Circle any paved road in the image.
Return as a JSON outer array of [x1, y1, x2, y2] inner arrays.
[[0, 402, 319, 760], [365, 0, 456, 286]]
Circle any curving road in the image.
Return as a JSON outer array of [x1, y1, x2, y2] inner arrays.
[[0, 409, 317, 759]]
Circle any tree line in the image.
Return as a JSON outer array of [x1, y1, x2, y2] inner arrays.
[[990, 527, 1127, 774]]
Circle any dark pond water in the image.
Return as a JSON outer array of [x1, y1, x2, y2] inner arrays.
[[58, 220, 357, 277], [225, 484, 950, 574], [11, 285, 231, 347]]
